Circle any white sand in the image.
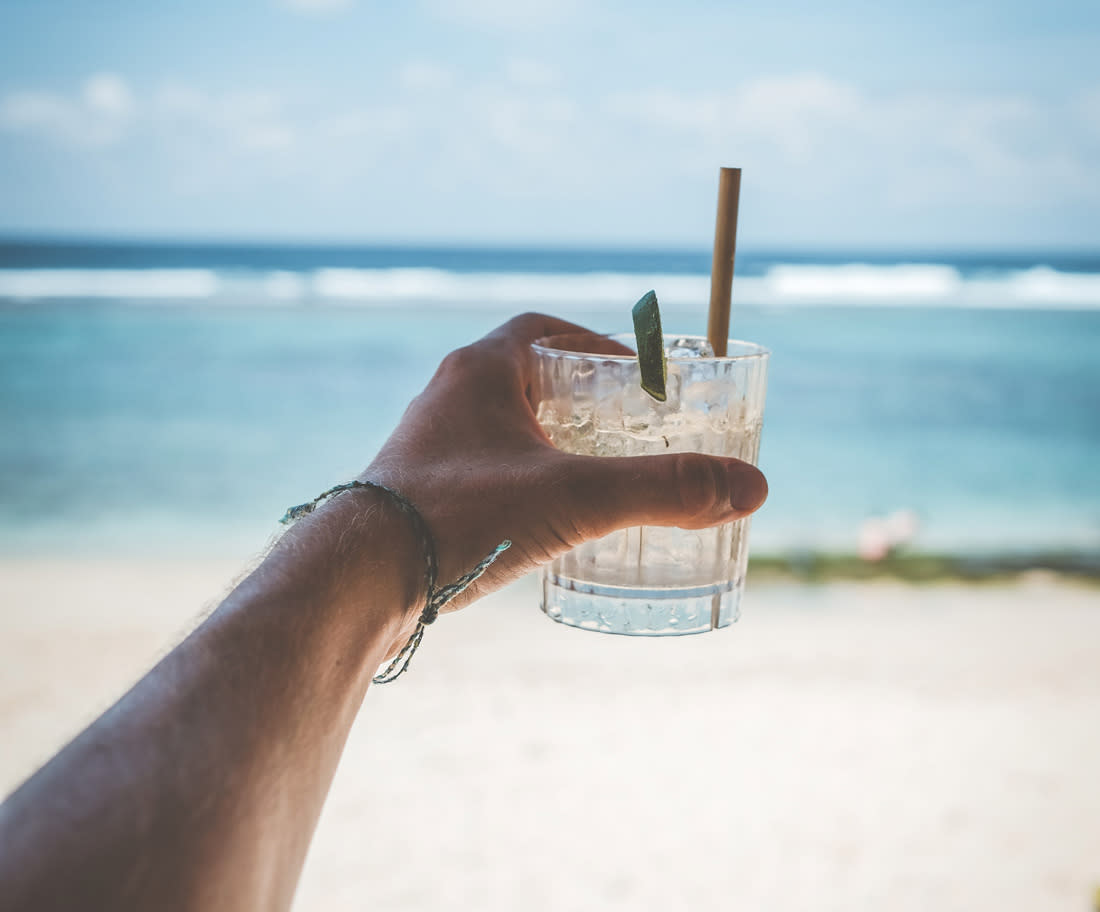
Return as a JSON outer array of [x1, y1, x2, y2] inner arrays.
[[1, 560, 1099, 911]]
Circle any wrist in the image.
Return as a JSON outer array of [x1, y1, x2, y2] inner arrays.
[[264, 485, 429, 666], [268, 476, 509, 684]]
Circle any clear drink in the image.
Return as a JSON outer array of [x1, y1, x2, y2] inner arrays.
[[532, 333, 769, 635]]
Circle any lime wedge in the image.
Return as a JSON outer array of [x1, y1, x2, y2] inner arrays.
[[632, 290, 667, 402]]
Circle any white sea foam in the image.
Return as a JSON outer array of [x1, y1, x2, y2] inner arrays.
[[308, 264, 1100, 309], [311, 268, 708, 307], [764, 264, 963, 300], [2, 263, 1099, 309], [997, 266, 1100, 305], [0, 269, 220, 300], [762, 263, 1100, 308]]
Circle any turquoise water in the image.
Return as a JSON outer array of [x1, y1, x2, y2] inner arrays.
[[1, 244, 1098, 559]]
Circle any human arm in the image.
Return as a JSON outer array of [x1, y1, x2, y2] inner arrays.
[[0, 313, 768, 912]]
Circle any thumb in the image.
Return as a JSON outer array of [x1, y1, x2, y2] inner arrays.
[[563, 452, 768, 535]]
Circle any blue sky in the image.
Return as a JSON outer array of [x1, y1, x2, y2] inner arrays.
[[0, 0, 1097, 248]]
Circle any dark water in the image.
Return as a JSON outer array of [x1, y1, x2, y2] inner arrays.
[[3, 239, 1099, 276]]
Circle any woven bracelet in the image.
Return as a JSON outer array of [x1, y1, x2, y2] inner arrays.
[[280, 480, 510, 683]]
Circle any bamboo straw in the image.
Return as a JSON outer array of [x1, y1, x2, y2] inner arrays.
[[706, 167, 741, 356]]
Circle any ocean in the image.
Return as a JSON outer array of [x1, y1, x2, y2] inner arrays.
[[1, 241, 1098, 562]]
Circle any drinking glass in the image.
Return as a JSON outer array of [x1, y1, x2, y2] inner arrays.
[[532, 333, 769, 635]]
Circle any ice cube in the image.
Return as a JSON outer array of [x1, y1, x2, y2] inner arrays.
[[666, 337, 714, 359]]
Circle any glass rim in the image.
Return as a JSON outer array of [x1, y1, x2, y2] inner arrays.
[[531, 332, 770, 363]]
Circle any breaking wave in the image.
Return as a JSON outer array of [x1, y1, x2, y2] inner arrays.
[[2, 263, 1099, 309]]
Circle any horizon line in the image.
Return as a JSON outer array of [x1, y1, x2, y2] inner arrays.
[[1, 233, 1099, 259]]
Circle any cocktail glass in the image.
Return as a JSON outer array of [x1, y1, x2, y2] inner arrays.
[[532, 333, 769, 635]]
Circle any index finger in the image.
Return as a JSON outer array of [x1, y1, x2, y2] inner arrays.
[[475, 313, 627, 389], [532, 332, 635, 357], [483, 312, 596, 349]]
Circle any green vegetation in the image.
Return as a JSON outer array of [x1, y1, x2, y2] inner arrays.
[[748, 551, 1100, 585]]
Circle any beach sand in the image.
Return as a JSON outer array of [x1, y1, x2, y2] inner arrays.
[[1, 559, 1098, 911]]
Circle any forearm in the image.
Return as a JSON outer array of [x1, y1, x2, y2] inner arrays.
[[0, 489, 422, 912], [0, 312, 770, 912]]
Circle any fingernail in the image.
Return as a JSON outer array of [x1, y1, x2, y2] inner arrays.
[[727, 462, 768, 512]]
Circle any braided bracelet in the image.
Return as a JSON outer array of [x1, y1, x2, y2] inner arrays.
[[280, 480, 510, 684]]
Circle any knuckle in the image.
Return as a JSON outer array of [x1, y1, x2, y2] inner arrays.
[[500, 312, 554, 347], [673, 453, 724, 519], [437, 344, 513, 386], [438, 344, 480, 375], [508, 311, 549, 333]]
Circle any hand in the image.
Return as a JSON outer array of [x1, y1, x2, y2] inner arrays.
[[0, 313, 769, 912], [364, 312, 768, 610]]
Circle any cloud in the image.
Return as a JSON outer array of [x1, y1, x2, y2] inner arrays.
[[398, 61, 454, 93], [1072, 85, 1100, 138], [607, 74, 1100, 206], [423, 0, 581, 31], [2, 67, 1096, 243], [6, 71, 1094, 208], [0, 73, 134, 146], [152, 84, 298, 154], [83, 74, 134, 119], [733, 74, 861, 163], [504, 58, 558, 89], [279, 0, 355, 14]]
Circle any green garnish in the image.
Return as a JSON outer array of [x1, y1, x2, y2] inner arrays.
[[632, 290, 667, 402]]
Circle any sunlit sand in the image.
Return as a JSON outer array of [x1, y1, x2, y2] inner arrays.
[[1, 561, 1097, 911]]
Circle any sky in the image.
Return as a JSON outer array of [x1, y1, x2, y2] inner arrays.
[[0, 0, 1097, 249]]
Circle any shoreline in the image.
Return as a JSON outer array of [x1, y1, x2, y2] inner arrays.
[[2, 547, 1096, 584]]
